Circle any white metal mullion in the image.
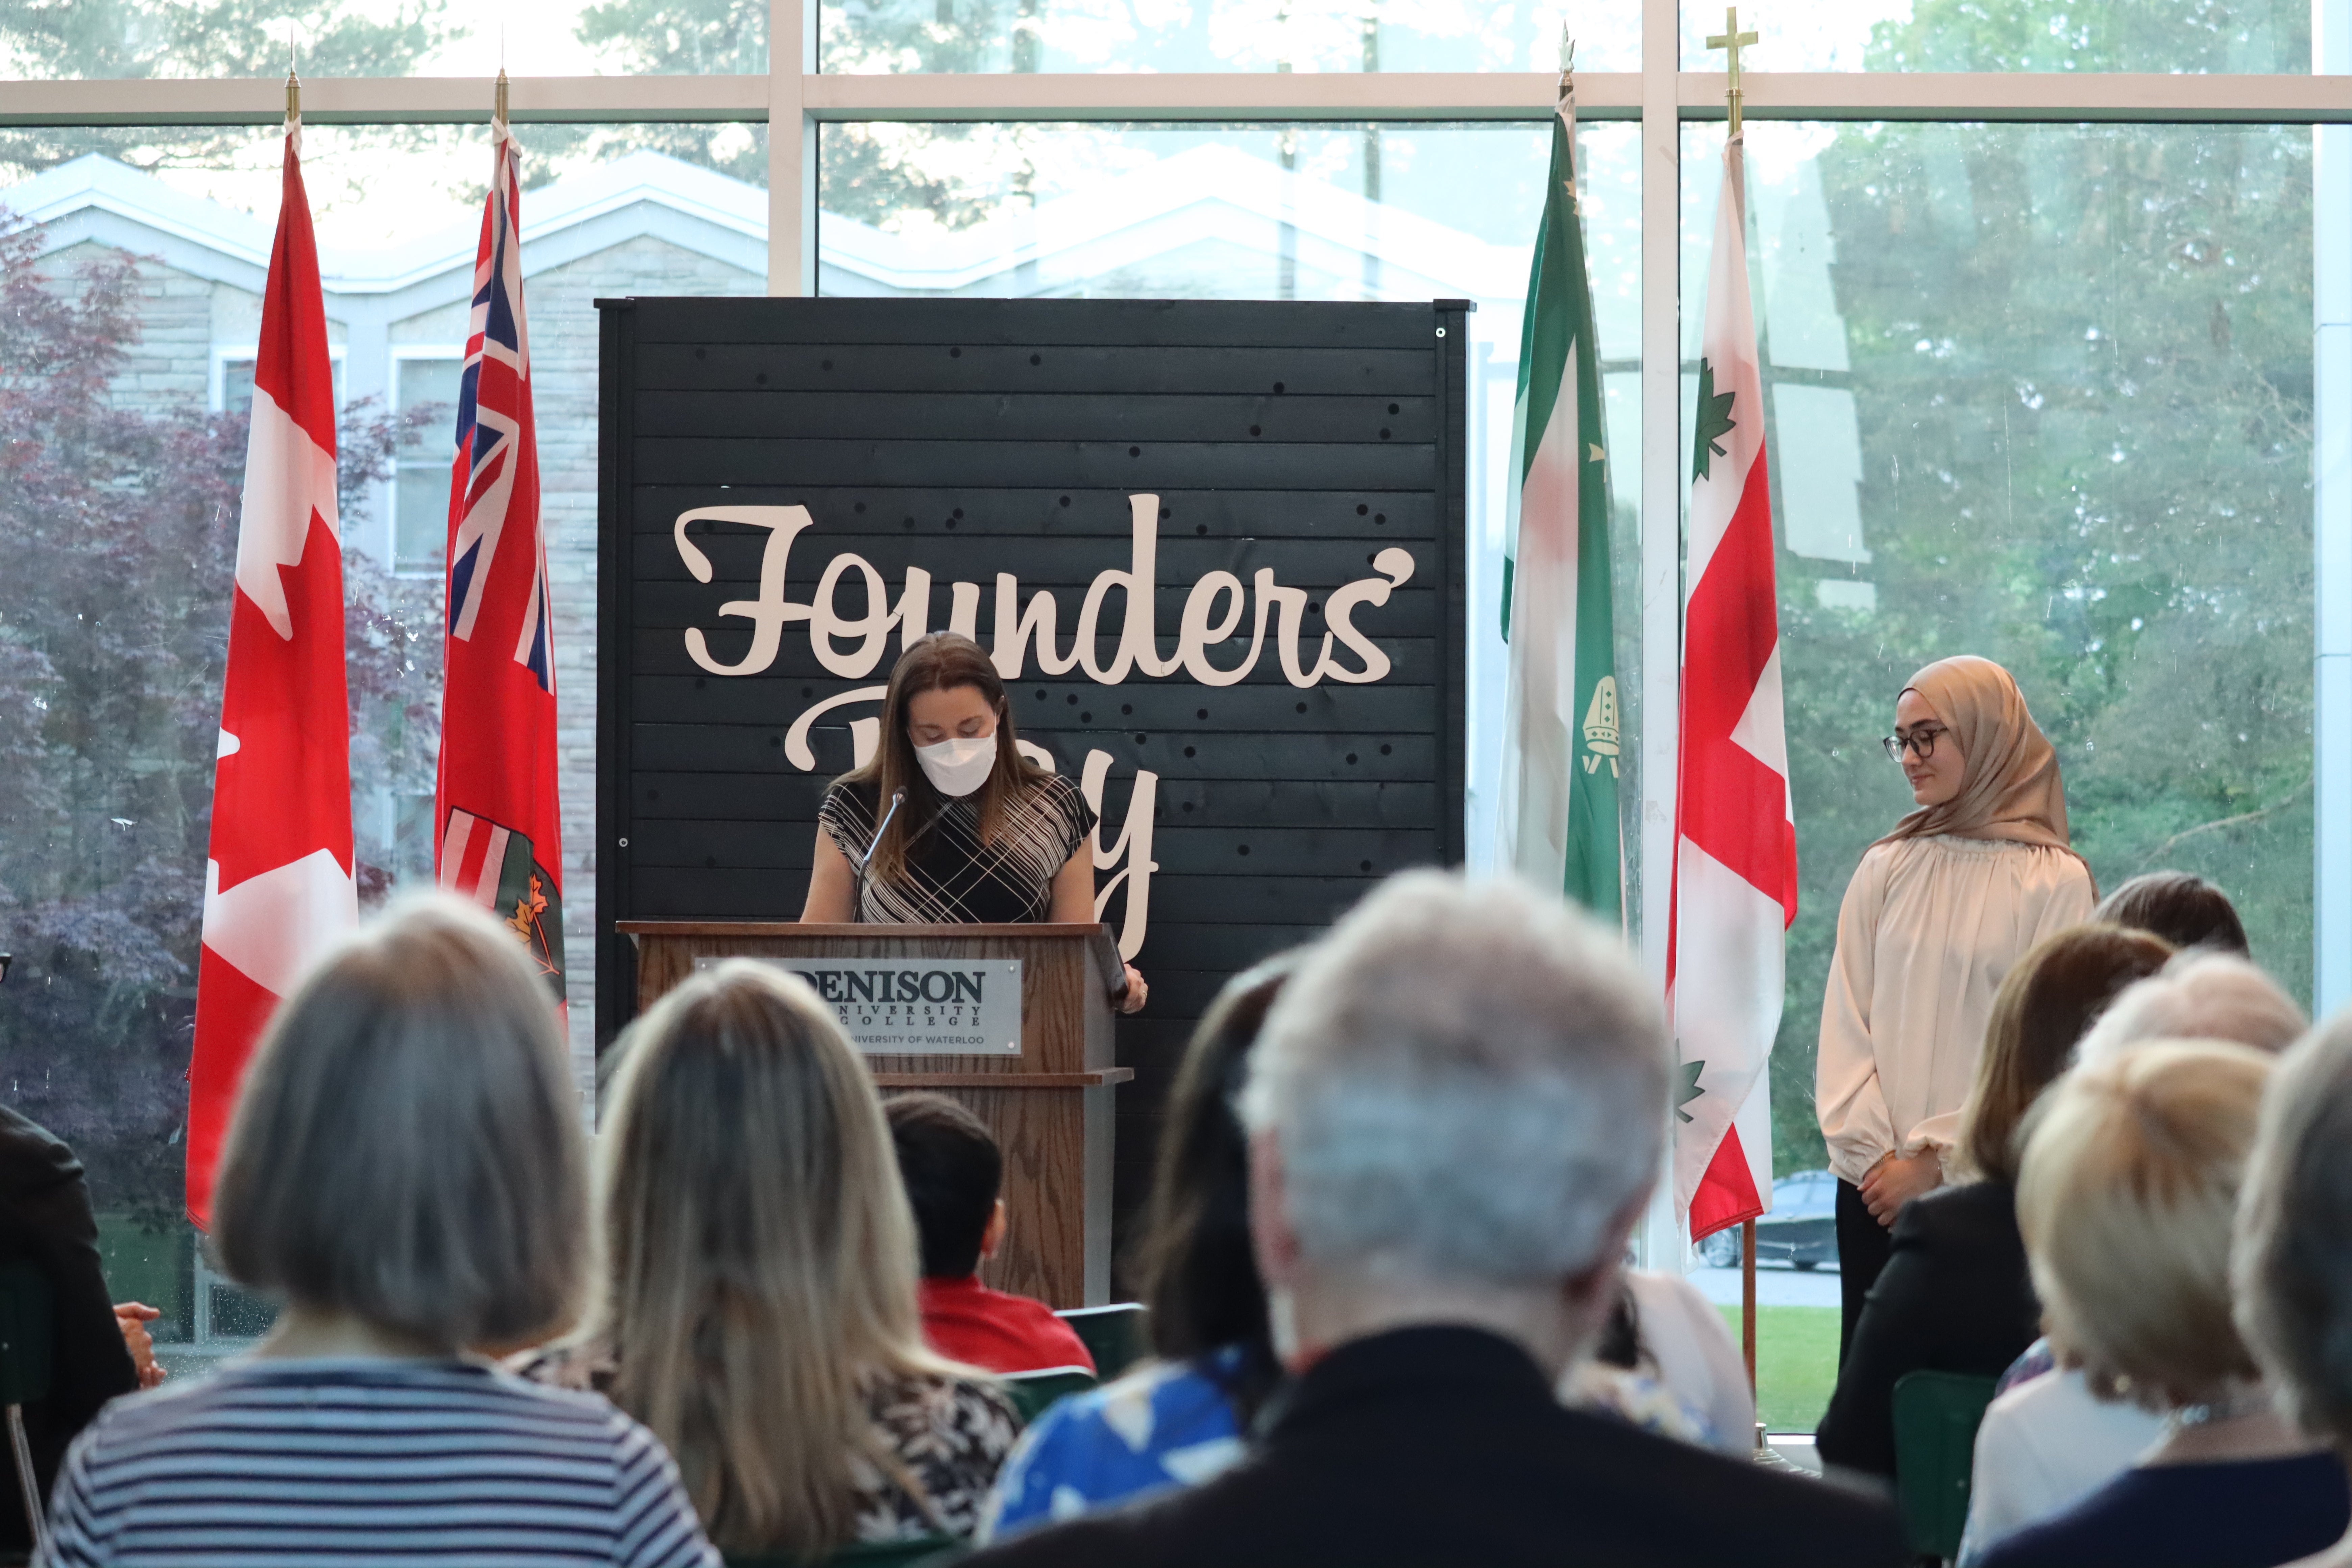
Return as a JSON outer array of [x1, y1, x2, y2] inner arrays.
[[18, 71, 2352, 128], [769, 0, 815, 292], [2319, 0, 2350, 1016], [1637, 0, 1685, 1276], [0, 74, 768, 123]]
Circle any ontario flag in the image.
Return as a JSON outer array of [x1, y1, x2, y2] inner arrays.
[[434, 115, 564, 1000], [1495, 93, 1622, 920], [1670, 135, 1798, 1243], [187, 121, 356, 1228]]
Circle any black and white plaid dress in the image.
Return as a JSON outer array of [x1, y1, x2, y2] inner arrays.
[[818, 775, 1097, 924]]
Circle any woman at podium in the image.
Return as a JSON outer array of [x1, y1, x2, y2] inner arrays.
[[802, 632, 1148, 1012]]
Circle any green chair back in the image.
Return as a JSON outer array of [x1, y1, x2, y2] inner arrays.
[[1891, 1370, 1998, 1562], [1055, 1303, 1150, 1380], [1003, 1366, 1097, 1423], [0, 1263, 52, 1409], [724, 1533, 963, 1568]]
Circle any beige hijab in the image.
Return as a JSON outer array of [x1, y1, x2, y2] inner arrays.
[[1876, 655, 2080, 861]]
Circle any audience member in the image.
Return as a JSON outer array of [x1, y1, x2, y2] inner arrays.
[[985, 956, 1293, 1538], [2094, 870, 2250, 955], [966, 872, 1907, 1568], [519, 960, 1018, 1556], [886, 1092, 1095, 1376], [1962, 948, 2312, 1561], [41, 897, 716, 1567], [1975, 1042, 2346, 1568], [2234, 1007, 2352, 1568], [0, 1106, 152, 1553], [1817, 655, 2095, 1359], [1817, 924, 2172, 1478], [1568, 1268, 1755, 1454], [2077, 949, 2305, 1061]]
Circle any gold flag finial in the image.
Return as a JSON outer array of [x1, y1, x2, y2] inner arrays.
[[494, 67, 510, 127], [1706, 6, 1760, 138], [1558, 25, 1575, 109]]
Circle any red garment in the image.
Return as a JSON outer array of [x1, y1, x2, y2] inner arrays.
[[919, 1275, 1096, 1376]]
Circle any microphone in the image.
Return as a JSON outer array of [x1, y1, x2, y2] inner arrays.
[[861, 789, 905, 871], [850, 789, 904, 922]]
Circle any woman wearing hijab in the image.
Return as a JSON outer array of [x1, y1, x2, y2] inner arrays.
[[1816, 656, 2095, 1358]]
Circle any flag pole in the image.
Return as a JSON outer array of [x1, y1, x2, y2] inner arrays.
[[1704, 8, 1765, 1428], [1741, 1217, 1758, 1396]]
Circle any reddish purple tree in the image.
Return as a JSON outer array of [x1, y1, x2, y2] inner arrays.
[[0, 214, 443, 1241]]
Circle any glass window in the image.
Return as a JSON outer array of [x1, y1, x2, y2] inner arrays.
[[394, 355, 463, 575], [1681, 0, 2310, 73], [1681, 119, 2312, 1430], [0, 120, 767, 1369], [818, 117, 1645, 1220], [821, 0, 1638, 74]]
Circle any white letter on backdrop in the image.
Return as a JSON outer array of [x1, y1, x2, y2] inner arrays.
[[674, 505, 815, 677], [1316, 547, 1417, 684], [1081, 749, 1158, 961]]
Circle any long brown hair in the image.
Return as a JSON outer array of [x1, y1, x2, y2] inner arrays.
[[1130, 954, 1297, 1423], [1957, 923, 2173, 1185], [843, 632, 1052, 887], [588, 961, 964, 1554]]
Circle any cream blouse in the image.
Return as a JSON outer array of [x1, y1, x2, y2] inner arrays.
[[1816, 834, 2096, 1186]]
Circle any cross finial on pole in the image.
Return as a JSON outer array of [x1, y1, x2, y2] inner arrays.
[[1706, 6, 1760, 138]]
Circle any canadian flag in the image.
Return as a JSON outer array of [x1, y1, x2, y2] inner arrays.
[[186, 123, 356, 1228], [1670, 136, 1799, 1242]]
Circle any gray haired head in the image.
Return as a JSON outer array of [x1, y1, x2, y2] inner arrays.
[[2077, 950, 2306, 1063], [1240, 870, 1668, 1288]]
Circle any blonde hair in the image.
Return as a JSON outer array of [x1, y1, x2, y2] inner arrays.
[[588, 960, 961, 1554], [212, 895, 586, 1352], [2016, 1039, 2274, 1410]]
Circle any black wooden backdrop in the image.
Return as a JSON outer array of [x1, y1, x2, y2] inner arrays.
[[597, 296, 1468, 1253]]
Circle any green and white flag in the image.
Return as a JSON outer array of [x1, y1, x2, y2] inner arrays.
[[1495, 102, 1622, 921]]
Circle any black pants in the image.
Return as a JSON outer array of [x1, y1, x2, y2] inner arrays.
[[1836, 1177, 1895, 1367]]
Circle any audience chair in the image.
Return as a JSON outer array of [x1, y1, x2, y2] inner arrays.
[[1003, 1366, 1097, 1423], [1891, 1370, 1998, 1563], [0, 1261, 53, 1561], [1054, 1303, 1150, 1379]]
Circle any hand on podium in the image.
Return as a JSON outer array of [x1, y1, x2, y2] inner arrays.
[[1119, 963, 1149, 1014]]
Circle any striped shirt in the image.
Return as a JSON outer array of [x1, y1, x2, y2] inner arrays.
[[40, 1358, 718, 1567]]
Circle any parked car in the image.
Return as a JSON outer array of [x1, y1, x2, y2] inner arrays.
[[1696, 1169, 1838, 1270]]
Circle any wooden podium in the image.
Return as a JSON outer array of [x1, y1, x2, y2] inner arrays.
[[617, 921, 1132, 1308]]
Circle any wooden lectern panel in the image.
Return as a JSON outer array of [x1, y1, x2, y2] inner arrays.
[[619, 921, 1128, 1307]]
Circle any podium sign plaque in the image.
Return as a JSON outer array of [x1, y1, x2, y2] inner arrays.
[[695, 955, 1022, 1055]]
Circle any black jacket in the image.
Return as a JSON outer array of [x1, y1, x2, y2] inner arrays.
[[1815, 1179, 2041, 1479], [0, 1106, 139, 1551], [967, 1324, 1907, 1568]]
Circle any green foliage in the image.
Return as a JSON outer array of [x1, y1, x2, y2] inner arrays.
[[1766, 115, 2313, 1177], [0, 0, 454, 82], [1866, 0, 2307, 73]]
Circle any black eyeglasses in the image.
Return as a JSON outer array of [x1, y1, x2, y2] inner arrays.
[[1881, 726, 1947, 763]]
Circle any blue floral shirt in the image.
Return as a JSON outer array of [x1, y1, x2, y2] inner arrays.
[[980, 1346, 1251, 1541]]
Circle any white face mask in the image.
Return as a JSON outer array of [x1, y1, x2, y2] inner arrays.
[[914, 734, 998, 798]]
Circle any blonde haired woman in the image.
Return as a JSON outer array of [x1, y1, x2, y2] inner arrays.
[[1817, 655, 2096, 1355], [1976, 1042, 2346, 1568], [519, 960, 1019, 1556]]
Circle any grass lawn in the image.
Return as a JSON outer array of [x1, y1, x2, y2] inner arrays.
[[1717, 1304, 1841, 1435]]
